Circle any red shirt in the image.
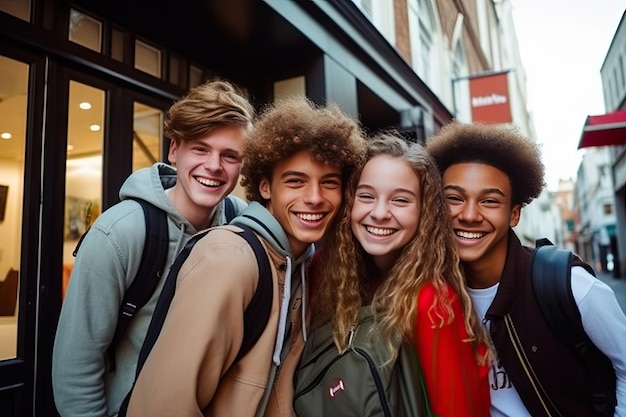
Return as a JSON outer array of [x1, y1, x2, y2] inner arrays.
[[413, 282, 490, 417]]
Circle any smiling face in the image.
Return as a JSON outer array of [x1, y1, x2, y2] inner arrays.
[[351, 155, 421, 273], [260, 149, 343, 258], [167, 125, 245, 230], [442, 162, 520, 288]]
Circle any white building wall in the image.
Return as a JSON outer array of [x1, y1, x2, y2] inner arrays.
[[600, 12, 626, 277], [577, 147, 617, 270]]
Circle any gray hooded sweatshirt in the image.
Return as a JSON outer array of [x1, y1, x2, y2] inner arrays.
[[52, 162, 246, 417]]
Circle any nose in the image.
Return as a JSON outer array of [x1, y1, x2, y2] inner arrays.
[[458, 202, 481, 223], [370, 199, 391, 220], [303, 183, 324, 206], [203, 151, 222, 172]]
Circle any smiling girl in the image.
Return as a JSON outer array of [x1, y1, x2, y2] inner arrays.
[[310, 132, 492, 417]]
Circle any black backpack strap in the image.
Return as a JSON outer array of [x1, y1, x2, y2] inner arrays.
[[234, 225, 273, 362], [118, 225, 273, 417], [106, 198, 169, 371], [531, 243, 587, 354], [532, 240, 616, 416], [136, 224, 272, 369], [224, 196, 236, 223], [135, 228, 211, 371]]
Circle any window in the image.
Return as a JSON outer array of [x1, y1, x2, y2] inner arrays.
[[408, 0, 436, 84], [353, 0, 373, 18], [132, 102, 162, 171], [63, 81, 105, 299], [274, 76, 306, 100], [353, 0, 395, 45], [452, 40, 470, 121], [111, 28, 125, 62], [189, 65, 203, 88], [619, 55, 626, 88], [69, 9, 102, 53], [169, 54, 182, 86], [135, 40, 162, 78], [0, 55, 28, 359], [0, 0, 30, 21]]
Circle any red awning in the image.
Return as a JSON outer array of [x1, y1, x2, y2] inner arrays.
[[578, 109, 626, 149]]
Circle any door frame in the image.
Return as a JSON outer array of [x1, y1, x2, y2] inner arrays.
[[0, 44, 174, 417]]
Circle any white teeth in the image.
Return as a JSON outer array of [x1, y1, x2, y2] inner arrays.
[[196, 177, 222, 187], [456, 231, 485, 239], [297, 213, 323, 221], [366, 226, 394, 236]]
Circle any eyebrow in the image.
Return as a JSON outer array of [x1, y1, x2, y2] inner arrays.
[[280, 171, 342, 180], [443, 184, 506, 197], [356, 183, 416, 195]]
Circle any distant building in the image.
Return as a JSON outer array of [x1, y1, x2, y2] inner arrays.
[[576, 11, 625, 277], [575, 148, 618, 272]]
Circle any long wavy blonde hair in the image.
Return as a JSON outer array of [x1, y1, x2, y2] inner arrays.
[[314, 132, 490, 362]]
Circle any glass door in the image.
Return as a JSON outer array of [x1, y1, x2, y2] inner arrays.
[[61, 85, 165, 296], [62, 81, 105, 296], [0, 54, 27, 361]]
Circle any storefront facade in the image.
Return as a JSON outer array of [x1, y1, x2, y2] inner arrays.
[[0, 0, 452, 415]]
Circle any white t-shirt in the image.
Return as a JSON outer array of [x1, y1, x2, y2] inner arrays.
[[467, 266, 626, 417]]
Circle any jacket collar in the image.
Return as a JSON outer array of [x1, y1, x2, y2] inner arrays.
[[486, 230, 534, 316]]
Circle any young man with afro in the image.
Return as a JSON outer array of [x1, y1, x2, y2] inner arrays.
[[427, 122, 626, 417], [124, 96, 367, 417]]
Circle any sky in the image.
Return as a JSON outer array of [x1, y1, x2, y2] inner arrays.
[[510, 0, 625, 191]]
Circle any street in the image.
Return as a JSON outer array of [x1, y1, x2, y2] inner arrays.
[[596, 270, 626, 315]]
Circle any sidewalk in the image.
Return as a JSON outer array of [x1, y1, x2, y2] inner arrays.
[[595, 270, 626, 315]]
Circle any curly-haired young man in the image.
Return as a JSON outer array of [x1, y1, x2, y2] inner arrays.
[[427, 122, 626, 417], [52, 79, 255, 417], [124, 97, 367, 417]]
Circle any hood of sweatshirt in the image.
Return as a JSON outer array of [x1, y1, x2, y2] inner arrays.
[[119, 163, 192, 227], [231, 201, 314, 365], [118, 163, 199, 257]]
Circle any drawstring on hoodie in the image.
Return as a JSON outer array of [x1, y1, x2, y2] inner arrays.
[[300, 265, 307, 343], [271, 256, 309, 365]]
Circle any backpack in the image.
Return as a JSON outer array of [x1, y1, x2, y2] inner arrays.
[[293, 306, 433, 417], [532, 238, 617, 416], [117, 222, 273, 417], [73, 196, 237, 371]]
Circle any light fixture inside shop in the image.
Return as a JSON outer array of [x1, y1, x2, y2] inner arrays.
[[0, 132, 11, 140], [67, 144, 74, 151], [79, 102, 92, 110], [89, 124, 101, 132]]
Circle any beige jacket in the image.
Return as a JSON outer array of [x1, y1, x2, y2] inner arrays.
[[127, 203, 311, 417]]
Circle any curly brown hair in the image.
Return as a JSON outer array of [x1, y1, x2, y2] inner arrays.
[[164, 79, 255, 143], [240, 97, 367, 204], [315, 132, 490, 361], [425, 122, 545, 206]]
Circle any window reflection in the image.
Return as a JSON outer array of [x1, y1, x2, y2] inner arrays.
[[63, 81, 104, 299], [135, 40, 161, 78], [0, 55, 28, 360], [68, 9, 102, 53], [133, 102, 162, 170], [0, 0, 30, 21]]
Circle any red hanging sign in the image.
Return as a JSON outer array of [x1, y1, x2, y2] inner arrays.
[[469, 71, 512, 124]]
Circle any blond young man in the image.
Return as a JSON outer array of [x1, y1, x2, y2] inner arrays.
[[53, 80, 255, 417]]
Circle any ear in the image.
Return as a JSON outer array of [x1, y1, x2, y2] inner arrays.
[[509, 204, 521, 227], [259, 177, 271, 200], [168, 139, 178, 165]]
